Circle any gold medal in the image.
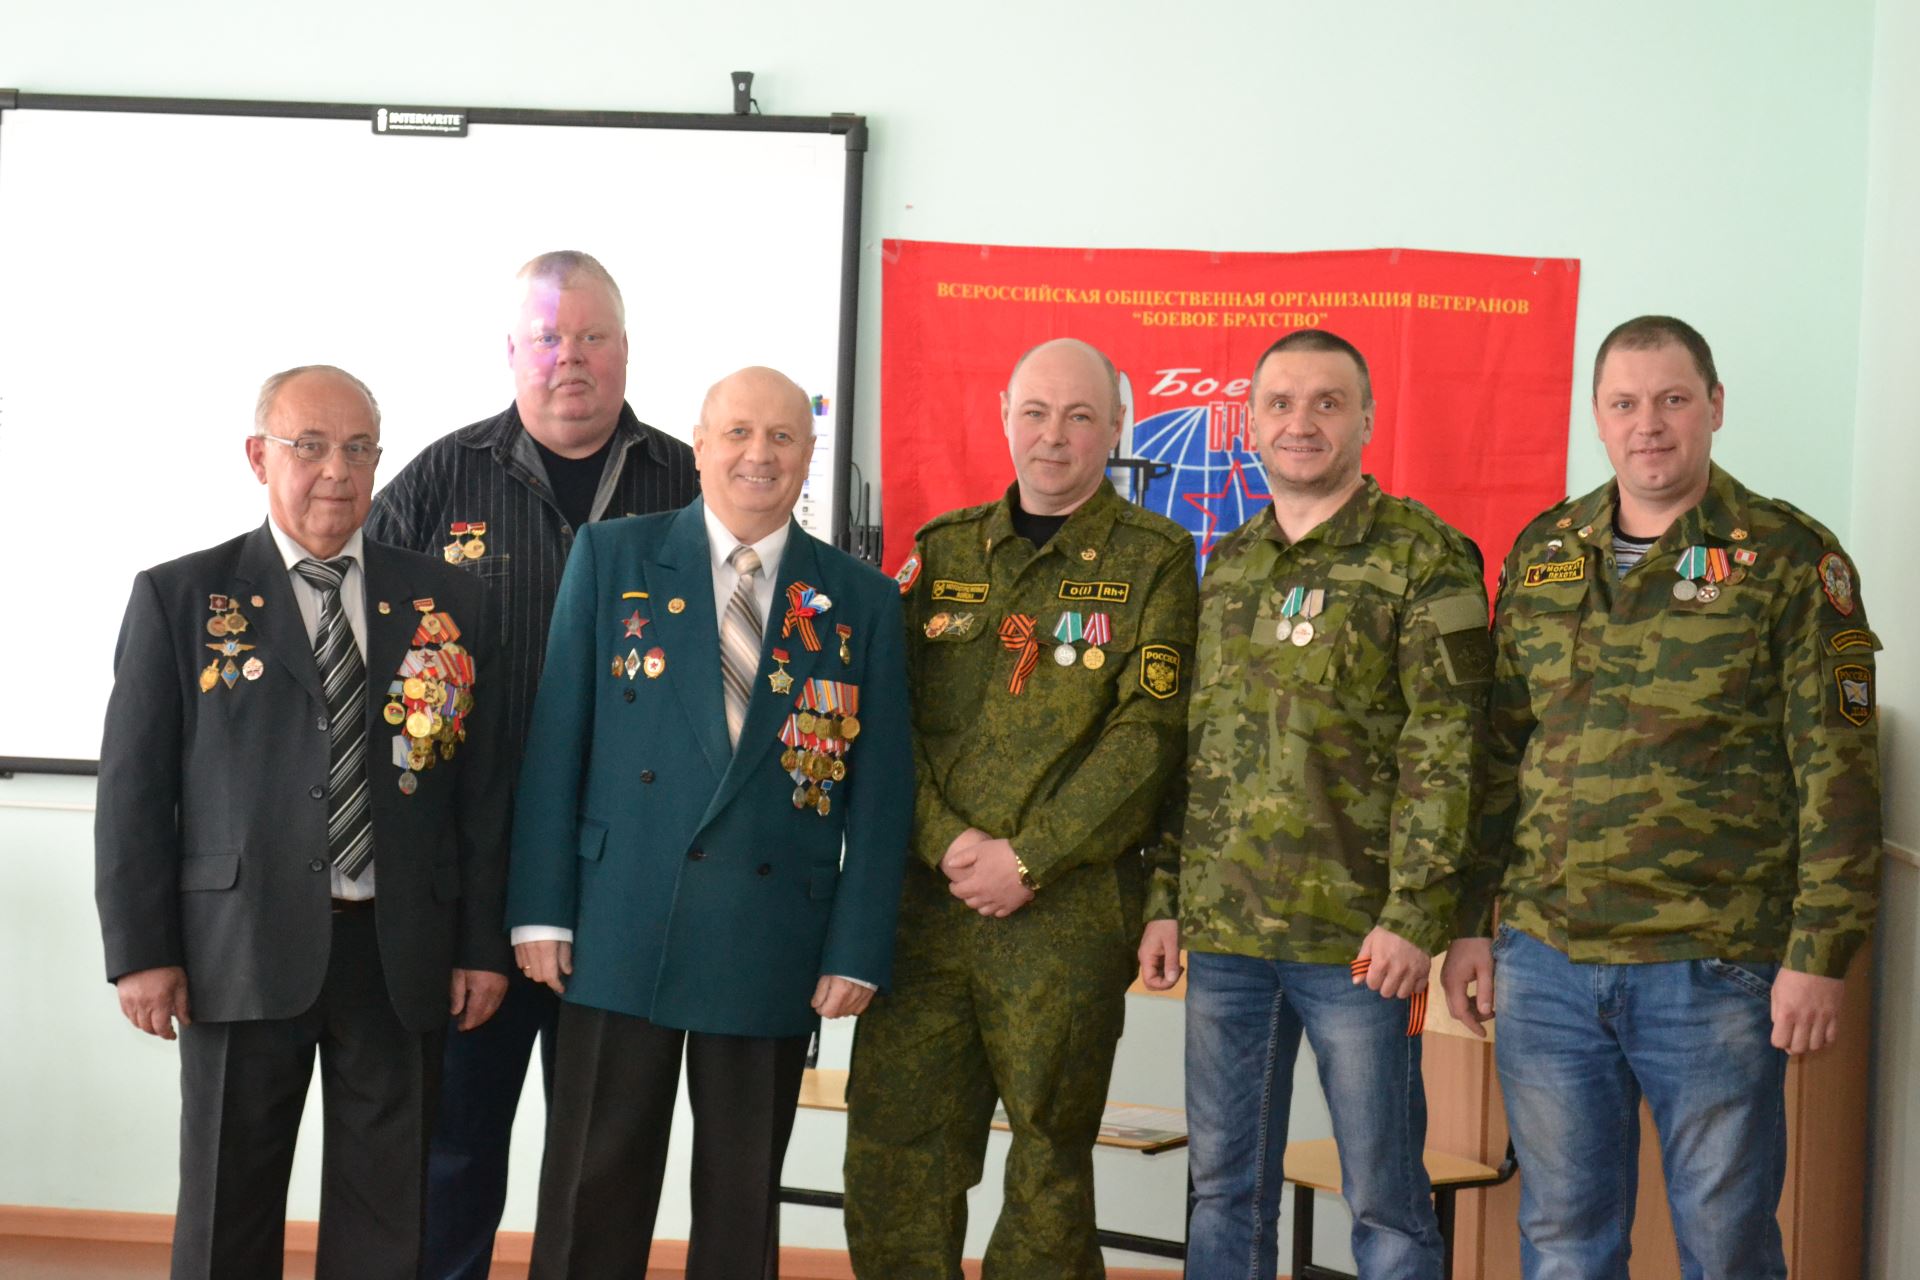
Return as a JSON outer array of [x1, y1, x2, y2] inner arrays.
[[1080, 548, 1097, 561], [425, 680, 447, 708], [403, 676, 427, 700], [839, 715, 861, 741], [408, 745, 431, 770], [443, 542, 464, 563], [830, 759, 847, 781], [781, 747, 800, 771], [643, 647, 666, 678], [199, 661, 220, 693], [223, 612, 248, 634], [384, 701, 406, 725], [421, 613, 444, 638], [250, 595, 265, 608], [817, 715, 840, 739], [207, 616, 228, 637], [816, 793, 831, 816], [1728, 568, 1747, 585], [464, 538, 486, 559], [1290, 620, 1316, 646], [797, 711, 818, 735], [1082, 646, 1105, 670], [406, 710, 433, 738], [668, 597, 686, 614], [611, 656, 625, 678]]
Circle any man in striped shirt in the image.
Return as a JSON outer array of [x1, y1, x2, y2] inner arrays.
[[366, 250, 697, 1280]]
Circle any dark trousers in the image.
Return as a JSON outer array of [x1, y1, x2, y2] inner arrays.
[[528, 1002, 810, 1280], [421, 970, 560, 1280], [171, 906, 440, 1280]]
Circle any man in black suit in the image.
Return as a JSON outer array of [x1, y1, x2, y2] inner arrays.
[[95, 365, 512, 1280]]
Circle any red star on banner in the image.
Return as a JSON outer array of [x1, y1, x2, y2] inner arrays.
[[622, 610, 649, 639], [1182, 455, 1270, 557]]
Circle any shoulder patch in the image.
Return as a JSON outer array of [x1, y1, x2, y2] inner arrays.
[[1818, 552, 1856, 616], [1424, 592, 1491, 635], [1827, 628, 1877, 654], [1139, 644, 1181, 700], [1834, 663, 1874, 727], [894, 554, 921, 595]]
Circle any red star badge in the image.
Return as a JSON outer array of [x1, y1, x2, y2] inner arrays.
[[623, 610, 649, 639]]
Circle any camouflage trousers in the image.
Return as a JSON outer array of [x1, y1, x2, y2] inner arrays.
[[844, 862, 1139, 1279]]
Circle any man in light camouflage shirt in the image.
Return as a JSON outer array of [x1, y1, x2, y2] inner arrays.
[[1442, 315, 1883, 1279], [1142, 329, 1490, 1278], [844, 338, 1195, 1277]]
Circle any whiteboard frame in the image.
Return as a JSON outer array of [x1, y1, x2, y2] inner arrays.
[[0, 90, 868, 776]]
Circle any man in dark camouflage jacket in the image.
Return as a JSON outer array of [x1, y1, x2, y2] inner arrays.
[[844, 338, 1196, 1278], [1142, 330, 1490, 1279], [1443, 315, 1883, 1279]]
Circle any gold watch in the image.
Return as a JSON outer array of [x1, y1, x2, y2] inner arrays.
[[1015, 856, 1038, 892]]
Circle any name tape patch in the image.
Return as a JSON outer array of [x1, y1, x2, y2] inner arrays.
[[1522, 557, 1585, 588], [930, 579, 989, 604]]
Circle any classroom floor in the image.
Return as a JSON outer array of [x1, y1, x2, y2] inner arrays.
[[0, 1237, 534, 1280]]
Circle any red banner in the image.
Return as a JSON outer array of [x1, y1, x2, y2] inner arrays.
[[881, 241, 1580, 590]]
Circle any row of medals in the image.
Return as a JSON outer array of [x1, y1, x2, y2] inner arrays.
[[1054, 640, 1106, 668], [383, 668, 472, 794], [782, 709, 861, 816]]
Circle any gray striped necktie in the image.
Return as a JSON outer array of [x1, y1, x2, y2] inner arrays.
[[293, 557, 373, 881], [719, 545, 763, 747]]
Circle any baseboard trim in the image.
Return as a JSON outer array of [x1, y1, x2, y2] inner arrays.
[[1887, 840, 1918, 870], [0, 1205, 1178, 1277]]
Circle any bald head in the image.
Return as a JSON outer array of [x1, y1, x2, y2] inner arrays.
[[1001, 338, 1125, 517], [693, 365, 818, 543], [700, 366, 814, 437], [1007, 338, 1122, 425]]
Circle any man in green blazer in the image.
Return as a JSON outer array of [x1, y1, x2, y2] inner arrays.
[[505, 366, 911, 1279]]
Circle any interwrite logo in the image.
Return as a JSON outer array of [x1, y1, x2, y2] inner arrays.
[[370, 108, 468, 137]]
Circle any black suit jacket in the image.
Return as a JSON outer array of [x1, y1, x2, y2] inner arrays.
[[95, 522, 511, 1033]]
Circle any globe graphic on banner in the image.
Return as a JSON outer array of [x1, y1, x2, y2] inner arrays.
[[1117, 404, 1271, 575]]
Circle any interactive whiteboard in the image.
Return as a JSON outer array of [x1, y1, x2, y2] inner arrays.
[[0, 93, 865, 768]]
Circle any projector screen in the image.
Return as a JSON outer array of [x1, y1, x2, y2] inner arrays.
[[0, 94, 864, 769]]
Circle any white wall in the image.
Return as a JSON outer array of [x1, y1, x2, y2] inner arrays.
[[1852, 0, 1920, 1273], [0, 1, 1894, 1272]]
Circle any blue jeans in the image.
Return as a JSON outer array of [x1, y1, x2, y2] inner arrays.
[[1184, 950, 1443, 1280], [1492, 925, 1788, 1280]]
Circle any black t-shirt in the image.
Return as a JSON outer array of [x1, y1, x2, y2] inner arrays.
[[1009, 501, 1069, 549], [531, 435, 615, 531]]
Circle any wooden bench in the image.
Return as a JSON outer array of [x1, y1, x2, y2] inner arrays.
[[1282, 1136, 1516, 1280], [782, 1068, 1190, 1260]]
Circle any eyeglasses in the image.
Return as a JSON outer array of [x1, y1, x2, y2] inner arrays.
[[259, 434, 384, 467]]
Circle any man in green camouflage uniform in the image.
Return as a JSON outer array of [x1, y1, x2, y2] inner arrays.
[[843, 338, 1195, 1278], [1441, 315, 1883, 1279], [1140, 329, 1489, 1279]]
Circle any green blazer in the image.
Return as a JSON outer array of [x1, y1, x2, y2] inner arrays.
[[506, 500, 912, 1037]]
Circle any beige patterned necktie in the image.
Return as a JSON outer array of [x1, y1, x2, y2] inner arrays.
[[719, 544, 764, 746]]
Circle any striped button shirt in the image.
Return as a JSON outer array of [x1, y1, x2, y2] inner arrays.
[[366, 401, 699, 774]]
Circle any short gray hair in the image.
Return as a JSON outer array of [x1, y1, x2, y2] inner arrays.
[[515, 249, 626, 327], [253, 365, 382, 434], [1006, 338, 1124, 424]]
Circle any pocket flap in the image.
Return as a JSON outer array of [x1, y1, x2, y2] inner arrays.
[[179, 854, 239, 892], [577, 820, 608, 863]]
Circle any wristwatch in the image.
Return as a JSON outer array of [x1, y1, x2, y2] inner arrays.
[[1015, 856, 1038, 893]]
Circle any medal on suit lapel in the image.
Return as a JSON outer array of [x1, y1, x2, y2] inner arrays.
[[837, 624, 853, 667], [768, 648, 795, 695], [643, 647, 666, 678], [387, 600, 478, 793]]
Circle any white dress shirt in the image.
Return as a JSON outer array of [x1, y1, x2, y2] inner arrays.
[[267, 520, 374, 900]]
